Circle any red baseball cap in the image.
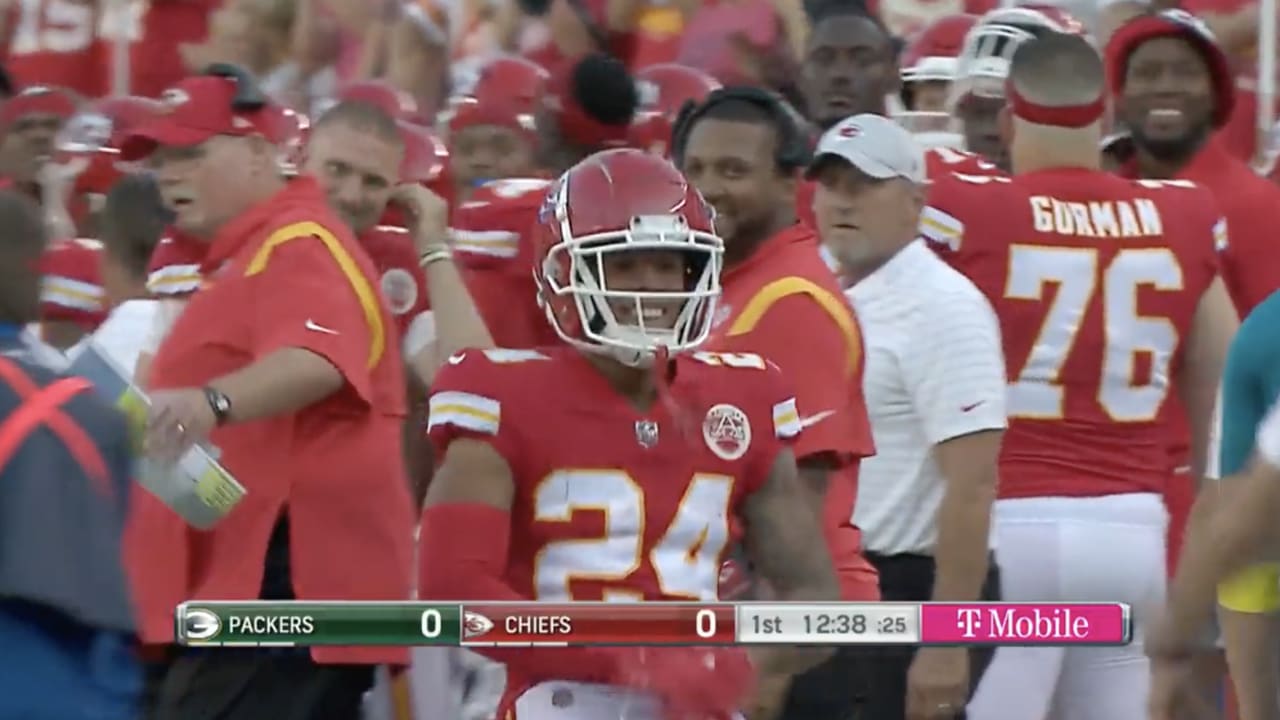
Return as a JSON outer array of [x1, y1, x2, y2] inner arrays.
[[119, 76, 266, 161]]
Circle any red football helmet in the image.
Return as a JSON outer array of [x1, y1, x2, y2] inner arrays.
[[467, 55, 550, 110], [257, 104, 311, 176], [627, 64, 722, 157], [534, 149, 723, 366], [950, 4, 1088, 105], [316, 79, 422, 123], [399, 121, 453, 200], [895, 14, 977, 146]]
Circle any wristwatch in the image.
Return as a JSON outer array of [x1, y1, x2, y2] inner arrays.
[[203, 386, 232, 426]]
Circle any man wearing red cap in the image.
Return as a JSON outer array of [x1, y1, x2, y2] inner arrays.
[[118, 72, 415, 719], [449, 52, 641, 348], [1108, 9, 1280, 317], [921, 33, 1235, 719]]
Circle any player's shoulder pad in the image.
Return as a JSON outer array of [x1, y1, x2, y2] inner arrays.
[[687, 352, 800, 440], [428, 348, 551, 437], [70, 237, 104, 252], [950, 171, 1012, 185], [1130, 178, 1201, 191]]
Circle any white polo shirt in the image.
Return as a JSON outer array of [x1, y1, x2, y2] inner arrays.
[[846, 240, 1007, 555]]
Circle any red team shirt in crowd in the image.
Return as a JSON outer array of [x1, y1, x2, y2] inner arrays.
[[707, 224, 879, 600], [4, 0, 216, 97], [133, 179, 414, 663], [451, 178, 562, 348], [354, 223, 431, 341], [426, 345, 801, 706], [1119, 137, 1280, 316], [922, 169, 1223, 498], [39, 236, 105, 329]]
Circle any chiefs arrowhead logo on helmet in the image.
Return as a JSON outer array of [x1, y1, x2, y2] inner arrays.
[[463, 612, 495, 638]]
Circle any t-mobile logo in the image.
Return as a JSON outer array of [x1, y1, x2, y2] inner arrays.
[[957, 608, 983, 638]]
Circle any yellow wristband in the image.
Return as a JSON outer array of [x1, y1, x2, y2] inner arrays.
[[1218, 563, 1280, 613]]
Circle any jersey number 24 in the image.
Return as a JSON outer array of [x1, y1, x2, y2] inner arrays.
[[533, 470, 733, 601], [1006, 245, 1183, 422]]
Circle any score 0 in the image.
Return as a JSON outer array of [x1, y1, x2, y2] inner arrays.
[[689, 606, 734, 643], [421, 608, 444, 638]]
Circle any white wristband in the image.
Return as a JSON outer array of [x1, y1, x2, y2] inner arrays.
[[1256, 398, 1280, 468]]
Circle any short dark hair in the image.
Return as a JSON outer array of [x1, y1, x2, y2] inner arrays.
[[100, 174, 171, 281], [678, 91, 808, 172], [313, 100, 404, 147], [1009, 33, 1105, 108], [0, 190, 47, 323], [806, 0, 890, 41]]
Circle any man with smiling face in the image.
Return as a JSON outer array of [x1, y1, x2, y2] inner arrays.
[[674, 87, 878, 719], [1107, 16, 1280, 705]]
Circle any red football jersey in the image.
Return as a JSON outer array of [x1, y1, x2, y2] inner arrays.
[[924, 146, 1002, 181], [146, 229, 206, 298], [427, 345, 799, 603], [4, 0, 104, 96], [922, 169, 1223, 498], [357, 224, 430, 342], [450, 178, 561, 348], [40, 237, 105, 328]]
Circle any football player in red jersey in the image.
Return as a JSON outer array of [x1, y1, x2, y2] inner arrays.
[[448, 53, 643, 348], [2, 0, 104, 96], [34, 95, 160, 351], [420, 148, 838, 720], [444, 55, 547, 201], [920, 34, 1236, 719]]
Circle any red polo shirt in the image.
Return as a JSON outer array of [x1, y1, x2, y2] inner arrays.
[[707, 224, 879, 600], [130, 178, 414, 664]]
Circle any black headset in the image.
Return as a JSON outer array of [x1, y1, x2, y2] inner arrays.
[[201, 63, 269, 112], [670, 86, 812, 171]]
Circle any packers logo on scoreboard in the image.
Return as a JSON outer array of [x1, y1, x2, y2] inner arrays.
[[183, 608, 222, 642]]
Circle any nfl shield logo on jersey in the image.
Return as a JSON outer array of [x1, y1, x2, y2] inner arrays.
[[635, 420, 659, 448], [703, 404, 751, 460]]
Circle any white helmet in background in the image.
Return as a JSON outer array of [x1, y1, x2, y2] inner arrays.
[[894, 13, 978, 148], [948, 4, 1089, 108]]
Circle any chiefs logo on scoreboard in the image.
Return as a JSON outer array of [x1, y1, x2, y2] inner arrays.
[[463, 611, 495, 638]]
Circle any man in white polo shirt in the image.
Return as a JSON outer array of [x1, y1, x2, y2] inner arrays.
[[807, 113, 1007, 720]]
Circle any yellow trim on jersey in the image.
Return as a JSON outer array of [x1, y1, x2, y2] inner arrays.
[[428, 391, 501, 435], [41, 275, 104, 311], [919, 206, 963, 250], [1218, 563, 1280, 613], [245, 221, 386, 369], [727, 276, 862, 373], [773, 397, 801, 439]]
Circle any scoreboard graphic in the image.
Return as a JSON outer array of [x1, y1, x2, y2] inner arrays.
[[175, 602, 1132, 647]]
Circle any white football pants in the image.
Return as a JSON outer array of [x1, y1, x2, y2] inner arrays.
[[967, 493, 1167, 720]]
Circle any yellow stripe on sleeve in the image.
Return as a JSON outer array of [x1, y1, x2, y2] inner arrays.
[[428, 390, 501, 435], [245, 221, 386, 369], [1218, 563, 1280, 613], [727, 276, 862, 373], [773, 397, 801, 439]]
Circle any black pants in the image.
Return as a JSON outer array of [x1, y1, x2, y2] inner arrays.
[[146, 648, 374, 720], [779, 553, 1001, 720]]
